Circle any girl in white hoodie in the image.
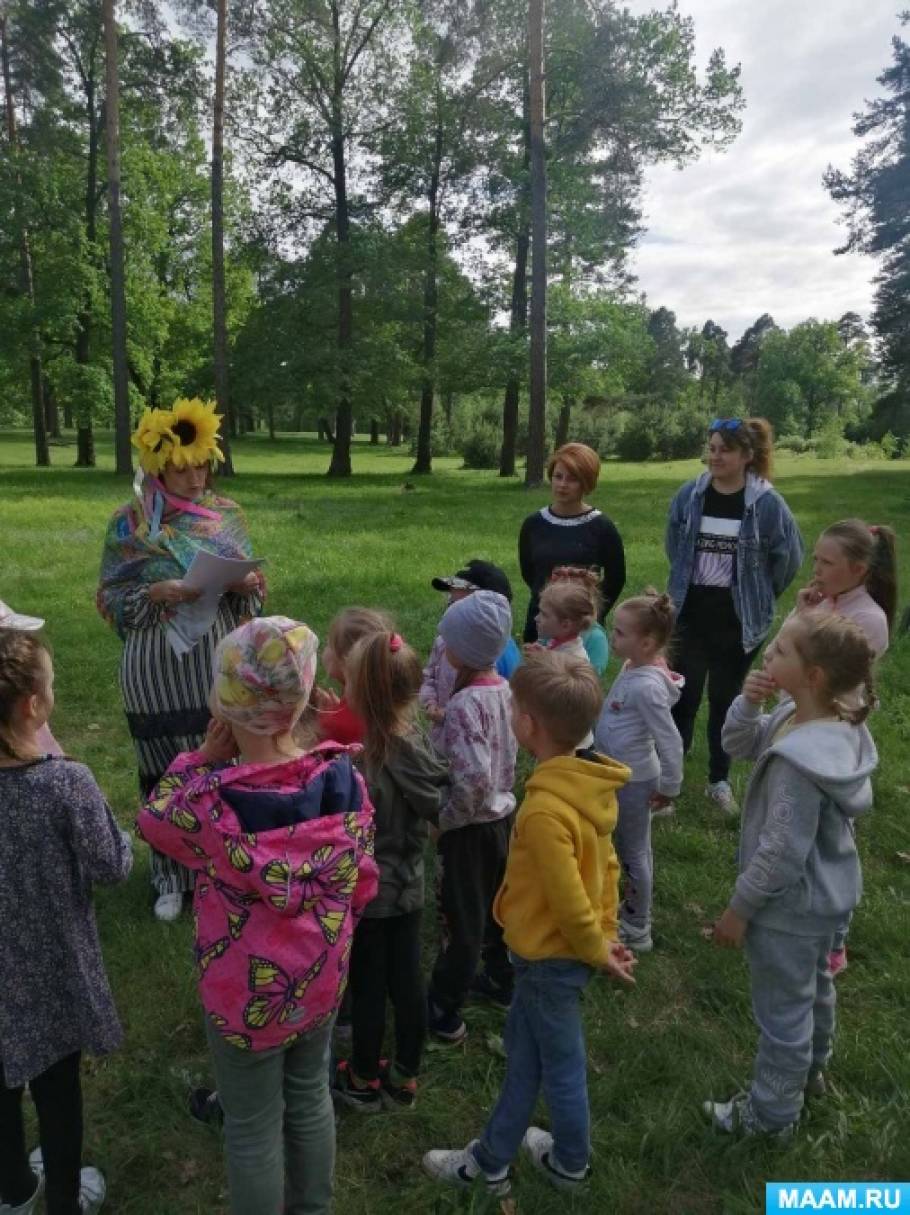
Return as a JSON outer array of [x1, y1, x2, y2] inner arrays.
[[594, 590, 684, 952]]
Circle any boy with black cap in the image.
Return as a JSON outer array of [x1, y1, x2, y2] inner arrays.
[[420, 560, 522, 734]]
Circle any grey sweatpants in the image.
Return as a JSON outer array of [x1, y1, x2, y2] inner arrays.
[[613, 779, 655, 931], [746, 923, 836, 1130]]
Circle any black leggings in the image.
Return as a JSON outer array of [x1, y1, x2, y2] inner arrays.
[[671, 611, 759, 784], [349, 910, 426, 1081], [0, 1052, 82, 1215], [430, 817, 513, 1015]]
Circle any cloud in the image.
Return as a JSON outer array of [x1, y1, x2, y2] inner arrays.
[[624, 0, 899, 338]]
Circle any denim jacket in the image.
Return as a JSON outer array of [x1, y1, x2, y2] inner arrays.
[[665, 471, 803, 651]]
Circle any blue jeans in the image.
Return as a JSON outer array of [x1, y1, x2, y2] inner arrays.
[[473, 955, 592, 1175], [206, 1019, 335, 1215]]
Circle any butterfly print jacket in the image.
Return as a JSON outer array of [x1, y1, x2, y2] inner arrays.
[[137, 743, 378, 1052]]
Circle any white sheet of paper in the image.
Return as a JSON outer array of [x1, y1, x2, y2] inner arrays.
[[166, 550, 264, 658]]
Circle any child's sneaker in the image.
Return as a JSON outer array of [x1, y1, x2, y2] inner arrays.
[[189, 1087, 223, 1125], [704, 781, 739, 815], [1, 1168, 44, 1214], [422, 1139, 511, 1195], [650, 800, 676, 820], [378, 1059, 417, 1110], [331, 1061, 382, 1114], [427, 998, 467, 1045], [702, 1092, 795, 1141], [469, 971, 513, 1009], [522, 1127, 591, 1192], [828, 948, 848, 978], [618, 918, 653, 953], [27, 1150, 106, 1213]]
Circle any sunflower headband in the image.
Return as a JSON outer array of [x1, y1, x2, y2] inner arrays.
[[132, 398, 224, 476]]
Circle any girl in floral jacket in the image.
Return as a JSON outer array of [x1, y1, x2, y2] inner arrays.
[[137, 616, 377, 1215]]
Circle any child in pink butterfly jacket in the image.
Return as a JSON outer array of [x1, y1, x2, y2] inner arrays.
[[137, 616, 377, 1215]]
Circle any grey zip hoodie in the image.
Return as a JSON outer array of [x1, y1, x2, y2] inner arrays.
[[722, 696, 878, 936], [594, 662, 684, 795]]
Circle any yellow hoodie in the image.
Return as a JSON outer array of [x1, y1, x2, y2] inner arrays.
[[493, 752, 630, 967]]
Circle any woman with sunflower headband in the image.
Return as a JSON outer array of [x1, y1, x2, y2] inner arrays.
[[97, 399, 266, 922]]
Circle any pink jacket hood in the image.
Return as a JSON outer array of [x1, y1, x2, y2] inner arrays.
[[137, 743, 377, 1051]]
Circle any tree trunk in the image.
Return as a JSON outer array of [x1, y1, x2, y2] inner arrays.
[[499, 73, 531, 478], [267, 403, 275, 440], [211, 0, 235, 475], [103, 0, 132, 476], [370, 418, 379, 444], [319, 416, 335, 443], [74, 62, 99, 468], [63, 399, 72, 429], [525, 0, 547, 488], [442, 390, 454, 426], [44, 379, 60, 438], [327, 6, 352, 477], [1, 12, 48, 467], [555, 395, 572, 449], [412, 103, 443, 476]]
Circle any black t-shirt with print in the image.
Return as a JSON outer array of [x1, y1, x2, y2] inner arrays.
[[681, 484, 745, 633]]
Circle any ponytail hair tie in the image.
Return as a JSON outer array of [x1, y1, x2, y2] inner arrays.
[[389, 633, 403, 653], [869, 525, 879, 535]]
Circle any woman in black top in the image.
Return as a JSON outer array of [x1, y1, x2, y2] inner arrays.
[[518, 442, 626, 642]]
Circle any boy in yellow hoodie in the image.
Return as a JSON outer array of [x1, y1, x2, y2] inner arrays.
[[423, 650, 636, 1196]]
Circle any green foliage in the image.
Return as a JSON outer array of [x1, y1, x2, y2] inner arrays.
[[460, 422, 502, 469]]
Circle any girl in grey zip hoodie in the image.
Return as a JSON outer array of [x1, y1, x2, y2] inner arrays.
[[707, 612, 878, 1137]]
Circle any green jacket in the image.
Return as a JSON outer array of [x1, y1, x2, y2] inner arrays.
[[362, 731, 449, 918]]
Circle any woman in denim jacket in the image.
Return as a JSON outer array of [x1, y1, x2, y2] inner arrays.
[[665, 418, 803, 815]]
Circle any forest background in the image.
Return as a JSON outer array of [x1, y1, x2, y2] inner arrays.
[[1, 1, 908, 479]]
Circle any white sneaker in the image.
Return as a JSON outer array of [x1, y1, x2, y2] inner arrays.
[[522, 1127, 591, 1191], [27, 1150, 106, 1213], [422, 1139, 511, 1195], [704, 780, 739, 815], [618, 918, 653, 953], [702, 1093, 794, 1141], [650, 801, 676, 820], [153, 892, 184, 922], [0, 1169, 44, 1214]]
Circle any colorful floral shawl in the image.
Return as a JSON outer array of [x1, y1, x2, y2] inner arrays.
[[97, 475, 255, 640]]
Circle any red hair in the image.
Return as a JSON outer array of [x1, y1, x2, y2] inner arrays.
[[546, 443, 600, 495]]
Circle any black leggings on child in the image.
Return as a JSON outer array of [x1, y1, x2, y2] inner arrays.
[[0, 1051, 82, 1215], [350, 909, 426, 1080]]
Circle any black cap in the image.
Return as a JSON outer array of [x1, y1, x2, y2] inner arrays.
[[431, 558, 513, 603]]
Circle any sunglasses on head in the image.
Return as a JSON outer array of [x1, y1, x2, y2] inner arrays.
[[709, 417, 743, 431]]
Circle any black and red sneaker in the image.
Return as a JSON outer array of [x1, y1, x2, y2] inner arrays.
[[378, 1059, 418, 1110], [332, 1061, 382, 1114]]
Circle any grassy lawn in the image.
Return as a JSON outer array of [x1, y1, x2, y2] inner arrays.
[[3, 428, 909, 1214]]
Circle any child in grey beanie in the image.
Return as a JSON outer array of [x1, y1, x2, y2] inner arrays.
[[427, 589, 518, 1040], [438, 590, 513, 671]]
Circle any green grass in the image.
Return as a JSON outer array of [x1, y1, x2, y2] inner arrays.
[[3, 428, 910, 1214]]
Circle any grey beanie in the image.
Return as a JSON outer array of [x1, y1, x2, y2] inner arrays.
[[438, 589, 512, 669]]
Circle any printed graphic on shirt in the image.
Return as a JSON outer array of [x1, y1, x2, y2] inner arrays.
[[693, 515, 741, 587]]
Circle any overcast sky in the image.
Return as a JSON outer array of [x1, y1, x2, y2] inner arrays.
[[623, 0, 899, 340]]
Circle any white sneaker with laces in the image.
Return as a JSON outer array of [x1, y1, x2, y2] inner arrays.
[[153, 892, 184, 922], [702, 1093, 794, 1141], [28, 1148, 107, 1213], [522, 1127, 591, 1191], [704, 780, 739, 815], [422, 1139, 511, 1195]]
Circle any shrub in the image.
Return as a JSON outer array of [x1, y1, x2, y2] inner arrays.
[[460, 423, 501, 470]]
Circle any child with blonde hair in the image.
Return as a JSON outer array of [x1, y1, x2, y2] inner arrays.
[[138, 616, 377, 1215], [332, 628, 449, 1112], [313, 606, 393, 746], [706, 613, 877, 1138], [0, 629, 131, 1215], [531, 568, 601, 664], [424, 650, 635, 1196], [595, 590, 683, 952]]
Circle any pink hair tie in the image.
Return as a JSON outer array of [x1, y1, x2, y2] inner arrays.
[[869, 525, 879, 535], [389, 633, 403, 653]]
